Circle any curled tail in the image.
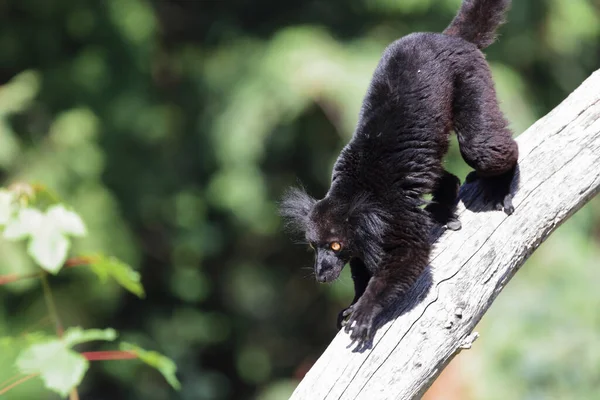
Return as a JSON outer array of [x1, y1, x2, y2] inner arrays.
[[443, 0, 511, 49]]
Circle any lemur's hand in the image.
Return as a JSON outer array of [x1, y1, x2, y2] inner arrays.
[[341, 300, 376, 347]]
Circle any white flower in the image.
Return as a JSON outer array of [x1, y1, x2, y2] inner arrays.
[[0, 189, 17, 225], [3, 204, 87, 273]]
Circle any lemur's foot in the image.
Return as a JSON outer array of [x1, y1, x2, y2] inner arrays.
[[465, 170, 515, 216], [446, 217, 462, 231]]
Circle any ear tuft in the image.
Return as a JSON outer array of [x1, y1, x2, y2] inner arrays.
[[279, 187, 317, 234]]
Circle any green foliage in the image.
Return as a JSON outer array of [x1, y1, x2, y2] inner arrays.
[[16, 340, 88, 397], [463, 208, 600, 400], [63, 327, 117, 346], [120, 342, 181, 391], [16, 328, 116, 397], [0, 0, 598, 398], [87, 254, 145, 298], [0, 184, 177, 396]]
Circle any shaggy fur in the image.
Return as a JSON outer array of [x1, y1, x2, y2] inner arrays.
[[280, 0, 518, 346]]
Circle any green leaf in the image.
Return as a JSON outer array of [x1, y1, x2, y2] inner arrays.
[[16, 340, 88, 397], [1, 332, 53, 349], [120, 342, 180, 390], [3, 204, 87, 273], [88, 254, 145, 298], [0, 70, 41, 114], [63, 327, 117, 347]]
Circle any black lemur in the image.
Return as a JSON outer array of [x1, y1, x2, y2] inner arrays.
[[280, 0, 518, 345]]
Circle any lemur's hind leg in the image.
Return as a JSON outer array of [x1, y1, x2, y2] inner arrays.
[[425, 170, 461, 230], [453, 58, 519, 214]]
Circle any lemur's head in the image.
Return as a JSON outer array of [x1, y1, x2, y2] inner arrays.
[[280, 187, 388, 283]]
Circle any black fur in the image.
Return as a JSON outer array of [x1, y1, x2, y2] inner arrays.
[[280, 0, 518, 347], [444, 0, 511, 49]]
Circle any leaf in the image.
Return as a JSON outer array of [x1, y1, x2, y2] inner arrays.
[[16, 340, 88, 397], [3, 204, 87, 273], [0, 189, 17, 225], [1, 332, 52, 347], [28, 233, 70, 273], [13, 328, 117, 396], [63, 327, 117, 347], [0, 70, 41, 114], [88, 254, 145, 298], [46, 205, 86, 236], [120, 342, 180, 390], [3, 208, 43, 240]]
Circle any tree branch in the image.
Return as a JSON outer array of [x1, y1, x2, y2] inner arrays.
[[290, 69, 600, 400]]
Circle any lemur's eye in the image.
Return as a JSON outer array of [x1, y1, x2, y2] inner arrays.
[[330, 241, 342, 252]]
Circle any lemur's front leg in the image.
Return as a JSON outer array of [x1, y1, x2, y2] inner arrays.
[[337, 258, 371, 329], [342, 248, 429, 345]]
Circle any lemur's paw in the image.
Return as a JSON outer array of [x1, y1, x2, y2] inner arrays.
[[446, 217, 462, 231], [425, 204, 461, 231], [501, 194, 514, 215], [491, 191, 514, 215], [337, 306, 352, 330], [343, 302, 376, 347], [466, 171, 515, 216]]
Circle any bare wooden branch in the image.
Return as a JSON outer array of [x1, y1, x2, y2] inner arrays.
[[290, 69, 600, 400]]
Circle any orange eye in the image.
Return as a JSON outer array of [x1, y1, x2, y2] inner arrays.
[[330, 242, 342, 252]]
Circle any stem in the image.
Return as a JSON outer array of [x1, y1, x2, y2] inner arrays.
[[19, 316, 52, 337], [70, 388, 80, 400], [65, 256, 99, 268], [41, 274, 82, 398], [0, 374, 38, 395], [41, 274, 81, 399], [40, 273, 63, 336], [0, 373, 25, 391], [0, 259, 87, 286], [82, 351, 138, 361], [0, 271, 42, 285]]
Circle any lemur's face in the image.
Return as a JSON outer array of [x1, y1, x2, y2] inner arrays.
[[305, 202, 351, 283], [280, 189, 363, 283]]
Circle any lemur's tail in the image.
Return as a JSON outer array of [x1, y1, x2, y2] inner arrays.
[[443, 0, 511, 49]]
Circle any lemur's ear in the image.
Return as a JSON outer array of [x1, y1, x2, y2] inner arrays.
[[279, 187, 317, 234], [347, 193, 390, 266]]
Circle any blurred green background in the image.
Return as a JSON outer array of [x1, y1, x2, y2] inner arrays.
[[0, 0, 599, 399]]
